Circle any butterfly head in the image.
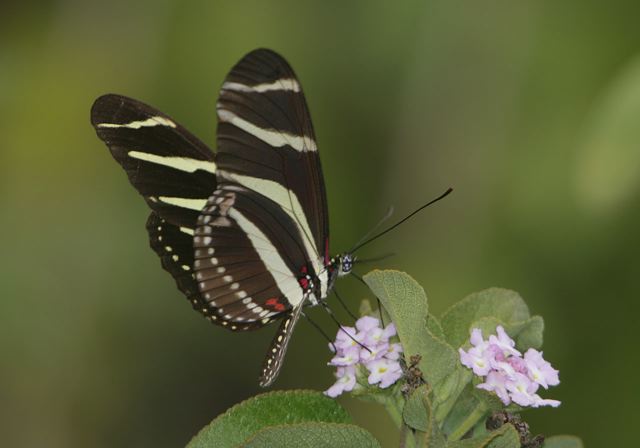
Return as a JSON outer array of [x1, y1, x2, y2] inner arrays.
[[325, 253, 355, 294], [329, 253, 355, 278], [339, 253, 355, 275]]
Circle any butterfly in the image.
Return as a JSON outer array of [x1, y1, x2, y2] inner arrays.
[[91, 49, 355, 386]]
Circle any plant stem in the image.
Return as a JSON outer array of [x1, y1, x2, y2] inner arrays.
[[384, 392, 405, 429], [399, 424, 409, 448], [447, 403, 488, 441]]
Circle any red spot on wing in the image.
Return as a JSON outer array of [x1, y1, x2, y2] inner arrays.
[[299, 278, 309, 289], [265, 298, 286, 312]]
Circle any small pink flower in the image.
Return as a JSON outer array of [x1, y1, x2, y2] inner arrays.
[[325, 316, 404, 397], [506, 372, 540, 407], [477, 371, 511, 405], [361, 322, 397, 346], [531, 396, 562, 408], [459, 326, 561, 409], [359, 342, 390, 363], [355, 316, 380, 333], [489, 326, 521, 358], [508, 355, 528, 374], [470, 328, 488, 349], [382, 323, 397, 339], [329, 345, 360, 366], [366, 358, 403, 388], [325, 365, 357, 398], [334, 326, 362, 351], [459, 346, 492, 376], [385, 342, 403, 360], [524, 349, 560, 389]]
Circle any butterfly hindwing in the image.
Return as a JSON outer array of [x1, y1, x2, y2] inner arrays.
[[194, 187, 305, 326], [147, 212, 263, 331]]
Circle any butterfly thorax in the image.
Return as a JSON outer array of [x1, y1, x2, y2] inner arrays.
[[318, 253, 354, 300]]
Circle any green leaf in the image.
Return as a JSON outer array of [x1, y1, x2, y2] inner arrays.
[[242, 422, 380, 448], [440, 288, 541, 349], [188, 390, 351, 448], [441, 383, 483, 436], [363, 270, 458, 387], [427, 315, 446, 340], [543, 435, 584, 448], [403, 384, 433, 432], [431, 366, 473, 423], [512, 315, 544, 351], [403, 384, 446, 447], [447, 424, 520, 448]]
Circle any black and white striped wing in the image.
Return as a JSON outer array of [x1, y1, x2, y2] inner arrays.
[[91, 94, 216, 228], [193, 49, 330, 385], [216, 49, 330, 272], [91, 95, 258, 328]]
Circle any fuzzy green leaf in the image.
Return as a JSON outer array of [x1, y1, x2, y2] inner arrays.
[[441, 383, 484, 437], [441, 288, 541, 349], [427, 315, 446, 340], [403, 384, 446, 447], [363, 270, 458, 388], [432, 366, 473, 423], [447, 423, 520, 448], [403, 384, 433, 432], [188, 390, 350, 448], [543, 435, 584, 448], [242, 422, 380, 448]]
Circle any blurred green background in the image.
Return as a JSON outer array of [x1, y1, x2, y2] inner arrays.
[[2, 1, 638, 446]]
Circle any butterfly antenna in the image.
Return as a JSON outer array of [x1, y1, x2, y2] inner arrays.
[[321, 302, 371, 353], [349, 205, 395, 253], [302, 311, 336, 352], [333, 287, 358, 321], [350, 187, 453, 254], [355, 252, 396, 265], [351, 271, 385, 326]]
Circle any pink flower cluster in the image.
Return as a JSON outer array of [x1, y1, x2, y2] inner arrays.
[[325, 316, 403, 397], [459, 326, 561, 408]]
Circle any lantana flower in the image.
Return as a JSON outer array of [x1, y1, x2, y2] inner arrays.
[[459, 326, 561, 408], [325, 316, 404, 397]]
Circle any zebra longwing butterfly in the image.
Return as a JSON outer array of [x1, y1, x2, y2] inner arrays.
[[91, 49, 352, 386]]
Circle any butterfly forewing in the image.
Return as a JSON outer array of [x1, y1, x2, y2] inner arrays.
[[215, 49, 330, 271], [91, 94, 216, 228], [193, 49, 332, 383], [92, 95, 258, 330]]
